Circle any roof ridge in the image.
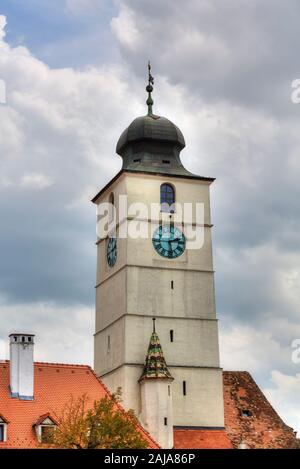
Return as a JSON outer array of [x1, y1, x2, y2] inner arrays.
[[34, 361, 92, 369], [1, 360, 93, 369], [1, 359, 93, 368]]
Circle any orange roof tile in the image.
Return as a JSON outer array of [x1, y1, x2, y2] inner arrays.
[[0, 361, 158, 449]]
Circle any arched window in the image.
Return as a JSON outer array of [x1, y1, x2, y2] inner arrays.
[[108, 192, 115, 224], [160, 183, 175, 212]]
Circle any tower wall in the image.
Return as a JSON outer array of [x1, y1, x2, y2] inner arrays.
[[101, 365, 224, 427], [140, 379, 174, 449], [94, 172, 225, 428]]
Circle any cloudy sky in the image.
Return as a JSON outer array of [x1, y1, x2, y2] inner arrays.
[[1, 0, 300, 432]]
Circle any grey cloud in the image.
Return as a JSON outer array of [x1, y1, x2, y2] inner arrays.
[[0, 298, 93, 364], [113, 0, 300, 116]]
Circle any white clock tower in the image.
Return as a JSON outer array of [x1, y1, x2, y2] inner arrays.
[[92, 64, 225, 447]]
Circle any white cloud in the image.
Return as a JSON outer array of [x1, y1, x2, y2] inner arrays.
[[0, 296, 93, 365], [0, 26, 137, 208], [219, 324, 289, 374], [264, 371, 300, 434], [220, 323, 300, 431], [0, 15, 6, 41], [0, 340, 6, 361], [111, 6, 140, 50], [20, 172, 53, 189]]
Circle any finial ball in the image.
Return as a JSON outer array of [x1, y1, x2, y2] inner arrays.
[[146, 84, 153, 93]]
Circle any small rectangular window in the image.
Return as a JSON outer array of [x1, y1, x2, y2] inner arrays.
[[41, 425, 55, 444], [241, 409, 252, 417], [164, 417, 168, 426], [168, 385, 170, 396], [0, 424, 4, 442], [162, 160, 170, 164], [107, 335, 111, 352], [133, 158, 141, 163], [170, 330, 174, 342], [183, 381, 186, 396], [171, 280, 174, 289]]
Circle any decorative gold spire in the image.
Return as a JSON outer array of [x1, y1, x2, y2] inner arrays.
[[139, 318, 173, 382], [146, 61, 154, 115]]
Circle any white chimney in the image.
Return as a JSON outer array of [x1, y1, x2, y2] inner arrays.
[[9, 333, 35, 400]]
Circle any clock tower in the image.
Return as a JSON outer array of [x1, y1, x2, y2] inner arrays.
[[92, 64, 225, 446]]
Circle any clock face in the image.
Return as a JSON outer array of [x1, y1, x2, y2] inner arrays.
[[152, 225, 186, 259], [107, 237, 117, 267]]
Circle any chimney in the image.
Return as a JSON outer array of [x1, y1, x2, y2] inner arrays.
[[9, 333, 35, 400]]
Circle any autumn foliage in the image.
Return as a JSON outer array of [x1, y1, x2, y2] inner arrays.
[[50, 390, 148, 449]]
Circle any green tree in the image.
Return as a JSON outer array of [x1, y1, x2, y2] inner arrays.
[[51, 390, 148, 449]]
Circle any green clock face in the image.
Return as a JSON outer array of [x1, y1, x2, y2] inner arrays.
[[107, 237, 117, 267], [152, 225, 186, 259]]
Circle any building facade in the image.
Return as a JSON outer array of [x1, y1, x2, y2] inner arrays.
[[93, 66, 224, 446]]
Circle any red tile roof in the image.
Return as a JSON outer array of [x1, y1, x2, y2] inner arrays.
[[174, 429, 233, 449], [0, 361, 158, 449]]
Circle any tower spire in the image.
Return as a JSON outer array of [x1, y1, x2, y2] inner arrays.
[[139, 320, 173, 382], [146, 61, 154, 115]]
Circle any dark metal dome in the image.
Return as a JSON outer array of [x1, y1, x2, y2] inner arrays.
[[90, 64, 215, 201], [114, 62, 196, 177], [116, 114, 185, 156]]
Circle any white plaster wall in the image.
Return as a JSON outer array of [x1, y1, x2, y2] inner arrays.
[[96, 232, 127, 285], [140, 379, 174, 449], [101, 365, 142, 413], [102, 364, 224, 428], [94, 316, 125, 376], [127, 266, 216, 319], [126, 225, 213, 272], [94, 171, 225, 430], [94, 174, 127, 237], [124, 173, 212, 226], [171, 367, 224, 427], [124, 315, 220, 368], [95, 267, 127, 332]]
